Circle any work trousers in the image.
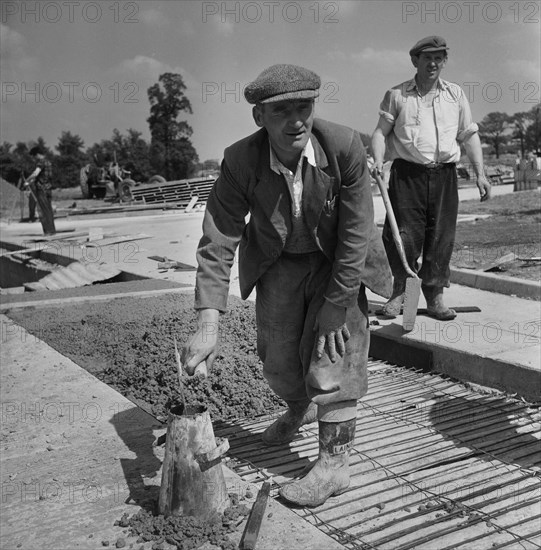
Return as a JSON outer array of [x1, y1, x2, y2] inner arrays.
[[29, 184, 56, 235], [255, 251, 369, 422], [383, 159, 458, 288]]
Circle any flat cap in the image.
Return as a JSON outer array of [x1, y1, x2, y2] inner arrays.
[[244, 64, 320, 104], [409, 36, 449, 57]]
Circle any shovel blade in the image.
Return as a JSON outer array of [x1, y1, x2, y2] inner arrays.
[[402, 277, 422, 332]]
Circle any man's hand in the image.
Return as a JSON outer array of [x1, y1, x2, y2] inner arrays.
[[476, 174, 491, 202], [182, 308, 220, 377], [371, 161, 384, 180], [314, 300, 349, 362]]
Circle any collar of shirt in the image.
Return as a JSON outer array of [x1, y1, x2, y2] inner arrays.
[[269, 137, 316, 177], [405, 77, 460, 101], [269, 138, 316, 218]]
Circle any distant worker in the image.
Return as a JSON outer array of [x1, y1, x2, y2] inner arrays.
[[25, 145, 56, 235], [371, 36, 491, 320]]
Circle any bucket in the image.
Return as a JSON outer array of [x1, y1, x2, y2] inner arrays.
[[158, 404, 230, 518]]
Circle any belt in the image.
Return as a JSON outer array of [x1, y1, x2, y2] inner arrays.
[[396, 159, 455, 171], [425, 161, 452, 170]]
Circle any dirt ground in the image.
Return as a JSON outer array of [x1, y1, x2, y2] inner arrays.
[[6, 293, 283, 422], [453, 189, 541, 281]]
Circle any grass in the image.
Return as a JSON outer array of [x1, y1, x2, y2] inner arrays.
[[453, 189, 540, 280]]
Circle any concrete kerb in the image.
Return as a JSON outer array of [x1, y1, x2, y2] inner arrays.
[[368, 327, 541, 403], [451, 267, 541, 301]]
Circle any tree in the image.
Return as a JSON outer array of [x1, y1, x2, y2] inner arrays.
[[87, 128, 153, 182], [524, 103, 541, 154], [0, 141, 41, 184], [478, 112, 511, 158], [54, 131, 87, 188], [193, 158, 220, 177], [510, 105, 541, 157], [147, 73, 199, 180]]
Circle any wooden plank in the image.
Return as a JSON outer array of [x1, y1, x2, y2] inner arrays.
[[240, 481, 271, 550]]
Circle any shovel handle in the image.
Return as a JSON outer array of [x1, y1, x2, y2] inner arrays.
[[374, 171, 418, 279]]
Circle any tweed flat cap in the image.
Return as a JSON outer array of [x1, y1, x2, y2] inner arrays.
[[244, 64, 321, 104], [409, 36, 449, 57]]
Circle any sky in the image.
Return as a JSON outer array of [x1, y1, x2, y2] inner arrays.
[[1, 0, 540, 163]]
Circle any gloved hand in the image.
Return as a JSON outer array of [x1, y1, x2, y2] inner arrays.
[[314, 300, 349, 362], [182, 308, 220, 377]]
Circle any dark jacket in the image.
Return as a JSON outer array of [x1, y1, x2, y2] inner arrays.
[[195, 118, 392, 312]]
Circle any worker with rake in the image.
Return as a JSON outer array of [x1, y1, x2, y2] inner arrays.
[[372, 36, 491, 320], [183, 64, 391, 507]]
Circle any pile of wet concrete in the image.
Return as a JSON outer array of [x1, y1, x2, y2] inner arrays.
[[7, 292, 284, 422]]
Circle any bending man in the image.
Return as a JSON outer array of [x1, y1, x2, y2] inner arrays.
[[183, 64, 391, 507]]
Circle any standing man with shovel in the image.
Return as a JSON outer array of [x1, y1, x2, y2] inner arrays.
[[183, 64, 391, 507], [372, 36, 491, 320]]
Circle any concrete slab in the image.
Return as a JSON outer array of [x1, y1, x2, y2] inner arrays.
[[368, 284, 541, 401], [1, 183, 539, 400], [0, 314, 344, 550]]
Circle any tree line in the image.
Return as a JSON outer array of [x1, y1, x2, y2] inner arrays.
[[1, 75, 539, 188], [478, 104, 540, 159], [0, 73, 219, 188]]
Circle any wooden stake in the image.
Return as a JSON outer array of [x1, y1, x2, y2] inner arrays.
[[240, 481, 271, 550]]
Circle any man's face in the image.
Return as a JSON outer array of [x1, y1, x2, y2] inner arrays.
[[253, 99, 315, 161], [413, 51, 447, 83]]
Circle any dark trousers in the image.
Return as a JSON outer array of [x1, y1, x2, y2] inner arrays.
[[29, 184, 56, 235], [255, 251, 369, 422], [383, 159, 458, 288]]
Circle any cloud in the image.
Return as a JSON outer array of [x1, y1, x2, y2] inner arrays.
[[139, 8, 195, 35], [139, 8, 170, 27], [351, 47, 407, 73], [0, 24, 38, 81], [326, 50, 348, 62], [106, 56, 200, 101], [503, 59, 541, 85]]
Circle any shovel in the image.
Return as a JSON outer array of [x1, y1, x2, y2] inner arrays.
[[374, 171, 421, 332]]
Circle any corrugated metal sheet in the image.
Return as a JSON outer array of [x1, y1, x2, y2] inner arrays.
[[25, 261, 121, 291], [215, 360, 541, 550]]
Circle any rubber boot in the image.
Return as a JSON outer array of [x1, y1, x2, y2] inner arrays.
[[382, 278, 406, 318], [424, 286, 456, 320], [279, 418, 356, 507], [262, 400, 316, 446]]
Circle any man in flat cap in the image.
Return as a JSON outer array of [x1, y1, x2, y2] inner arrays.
[[183, 64, 391, 506], [372, 36, 490, 320]]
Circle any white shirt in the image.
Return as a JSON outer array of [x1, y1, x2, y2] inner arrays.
[[269, 138, 317, 218]]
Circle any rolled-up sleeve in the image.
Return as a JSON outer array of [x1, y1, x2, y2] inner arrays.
[[456, 88, 479, 143], [378, 90, 396, 125]]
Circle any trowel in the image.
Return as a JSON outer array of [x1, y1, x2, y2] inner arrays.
[[173, 336, 187, 411]]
